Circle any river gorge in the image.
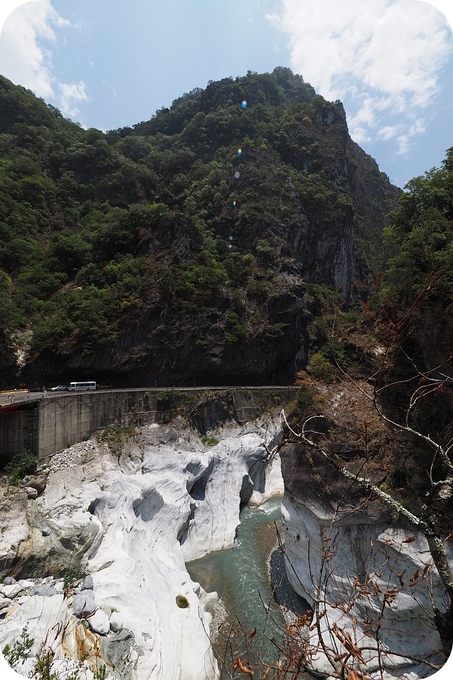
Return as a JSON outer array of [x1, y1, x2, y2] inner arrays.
[[0, 402, 450, 680], [187, 496, 294, 676], [0, 411, 286, 680]]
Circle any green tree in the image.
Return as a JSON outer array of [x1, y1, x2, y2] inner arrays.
[[381, 148, 453, 367]]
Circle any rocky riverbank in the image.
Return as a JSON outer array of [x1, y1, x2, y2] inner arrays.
[[3, 390, 448, 680], [279, 380, 452, 679], [0, 413, 283, 680]]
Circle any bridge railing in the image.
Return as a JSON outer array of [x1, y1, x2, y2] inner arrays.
[[0, 391, 43, 407]]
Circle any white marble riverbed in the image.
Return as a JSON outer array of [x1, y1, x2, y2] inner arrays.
[[0, 413, 284, 680]]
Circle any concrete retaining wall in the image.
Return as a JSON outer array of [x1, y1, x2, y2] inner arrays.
[[38, 390, 150, 460], [1, 387, 301, 462], [0, 404, 39, 464]]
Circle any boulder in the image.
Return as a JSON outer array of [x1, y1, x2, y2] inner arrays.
[[87, 609, 110, 635], [72, 591, 96, 618], [80, 574, 94, 591], [1, 583, 23, 599], [25, 487, 38, 500], [2, 576, 16, 585], [25, 473, 48, 494], [31, 585, 58, 597]]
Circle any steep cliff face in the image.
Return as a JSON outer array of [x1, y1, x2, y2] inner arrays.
[[0, 70, 400, 388], [279, 380, 450, 676], [272, 100, 397, 303], [0, 334, 16, 386], [24, 264, 310, 388]]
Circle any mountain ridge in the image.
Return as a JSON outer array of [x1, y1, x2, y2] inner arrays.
[[0, 68, 400, 388]]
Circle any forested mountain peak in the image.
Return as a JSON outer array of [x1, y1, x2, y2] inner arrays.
[[0, 68, 400, 388], [125, 67, 319, 137]]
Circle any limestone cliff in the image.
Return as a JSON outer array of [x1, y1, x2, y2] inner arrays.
[[0, 412, 283, 679]]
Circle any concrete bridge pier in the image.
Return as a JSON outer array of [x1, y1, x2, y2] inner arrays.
[[0, 403, 39, 465]]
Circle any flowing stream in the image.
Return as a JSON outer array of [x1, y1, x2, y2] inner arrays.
[[187, 496, 304, 677]]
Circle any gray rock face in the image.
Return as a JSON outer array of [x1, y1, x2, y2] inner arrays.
[[72, 591, 96, 618], [279, 383, 450, 677], [35, 270, 311, 387], [5, 511, 102, 580], [103, 628, 135, 669], [31, 585, 58, 597], [80, 574, 94, 591]]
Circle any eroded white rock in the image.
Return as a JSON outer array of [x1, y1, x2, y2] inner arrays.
[[281, 493, 449, 676], [88, 609, 110, 636], [0, 412, 283, 680]]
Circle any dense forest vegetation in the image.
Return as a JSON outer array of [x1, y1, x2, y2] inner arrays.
[[380, 148, 453, 371], [0, 67, 450, 388]]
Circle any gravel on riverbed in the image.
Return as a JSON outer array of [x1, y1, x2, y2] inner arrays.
[[268, 544, 311, 625]]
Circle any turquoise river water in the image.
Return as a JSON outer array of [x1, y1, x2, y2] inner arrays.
[[187, 496, 293, 676]]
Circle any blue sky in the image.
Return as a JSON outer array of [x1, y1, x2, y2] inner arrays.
[[0, 1, 452, 189]]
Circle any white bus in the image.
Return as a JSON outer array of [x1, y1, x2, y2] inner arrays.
[[68, 381, 97, 391]]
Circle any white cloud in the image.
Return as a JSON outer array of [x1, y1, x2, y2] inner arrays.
[[394, 117, 426, 156], [0, 0, 89, 118], [377, 124, 401, 142], [0, 1, 30, 34], [0, 1, 62, 98], [267, 0, 453, 155], [58, 81, 89, 118]]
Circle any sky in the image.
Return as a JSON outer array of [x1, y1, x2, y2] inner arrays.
[[0, 1, 452, 190]]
